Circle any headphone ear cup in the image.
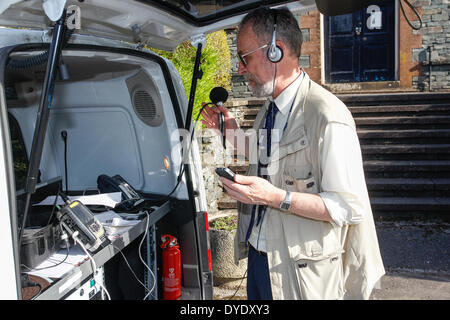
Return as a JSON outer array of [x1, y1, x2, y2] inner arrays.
[[267, 45, 283, 63]]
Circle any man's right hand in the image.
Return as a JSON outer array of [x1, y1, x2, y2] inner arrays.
[[200, 102, 238, 132], [200, 102, 249, 158]]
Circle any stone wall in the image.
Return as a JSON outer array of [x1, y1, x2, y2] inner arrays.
[[196, 101, 248, 214], [225, 28, 253, 99], [412, 0, 450, 91], [198, 130, 226, 214], [398, 1, 423, 90]]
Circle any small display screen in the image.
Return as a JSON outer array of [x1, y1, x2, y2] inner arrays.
[[70, 202, 94, 225]]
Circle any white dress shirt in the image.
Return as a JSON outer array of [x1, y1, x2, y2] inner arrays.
[[249, 72, 367, 252]]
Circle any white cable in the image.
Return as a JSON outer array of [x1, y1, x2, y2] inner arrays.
[[112, 244, 147, 290], [112, 210, 156, 300], [72, 231, 111, 300], [70, 211, 156, 300]]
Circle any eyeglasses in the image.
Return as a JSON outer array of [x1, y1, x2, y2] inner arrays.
[[238, 44, 268, 67]]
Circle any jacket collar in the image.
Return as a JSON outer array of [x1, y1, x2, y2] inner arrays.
[[251, 72, 311, 163], [278, 72, 310, 147]]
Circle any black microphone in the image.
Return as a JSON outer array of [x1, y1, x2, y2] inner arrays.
[[209, 87, 228, 149], [209, 87, 228, 105]]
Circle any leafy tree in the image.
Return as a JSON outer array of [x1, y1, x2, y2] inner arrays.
[[152, 30, 231, 125]]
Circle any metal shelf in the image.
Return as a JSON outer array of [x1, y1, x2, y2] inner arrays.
[[34, 201, 170, 300]]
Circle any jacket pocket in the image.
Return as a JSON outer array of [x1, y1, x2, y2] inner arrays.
[[282, 171, 318, 194], [293, 253, 345, 300], [271, 127, 309, 163]]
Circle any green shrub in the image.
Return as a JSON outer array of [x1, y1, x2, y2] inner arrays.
[[210, 215, 238, 231], [151, 30, 231, 125]]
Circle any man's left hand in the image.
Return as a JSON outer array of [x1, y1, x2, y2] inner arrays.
[[219, 174, 286, 208]]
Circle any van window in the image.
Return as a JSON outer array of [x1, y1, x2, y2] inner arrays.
[[7, 112, 28, 190]]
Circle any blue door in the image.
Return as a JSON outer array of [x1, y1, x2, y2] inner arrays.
[[325, 0, 395, 83]]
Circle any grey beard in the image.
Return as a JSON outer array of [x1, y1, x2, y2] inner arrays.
[[245, 75, 274, 98]]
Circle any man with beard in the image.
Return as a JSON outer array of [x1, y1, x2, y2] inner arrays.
[[201, 7, 384, 300]]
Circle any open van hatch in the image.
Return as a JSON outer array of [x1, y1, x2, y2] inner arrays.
[[0, 0, 324, 300], [3, 40, 212, 299]]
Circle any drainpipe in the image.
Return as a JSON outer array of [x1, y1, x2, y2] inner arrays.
[[428, 46, 432, 92]]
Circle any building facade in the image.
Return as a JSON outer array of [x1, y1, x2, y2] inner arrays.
[[226, 0, 449, 98]]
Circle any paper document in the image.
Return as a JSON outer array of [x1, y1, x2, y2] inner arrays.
[[26, 213, 141, 278], [26, 245, 89, 279], [34, 192, 122, 208], [95, 210, 141, 227], [95, 210, 141, 238]]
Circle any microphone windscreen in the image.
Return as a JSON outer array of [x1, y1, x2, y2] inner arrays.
[[209, 87, 228, 105]]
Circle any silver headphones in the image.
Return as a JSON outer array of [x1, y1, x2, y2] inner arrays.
[[267, 9, 283, 63]]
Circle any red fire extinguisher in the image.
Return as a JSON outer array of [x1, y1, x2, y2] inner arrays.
[[160, 234, 181, 300]]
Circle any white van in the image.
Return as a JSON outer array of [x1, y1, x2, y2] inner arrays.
[[0, 0, 318, 300]]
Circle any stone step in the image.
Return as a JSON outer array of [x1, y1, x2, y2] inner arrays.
[[220, 93, 450, 217], [357, 128, 450, 139], [229, 160, 450, 174], [241, 114, 450, 129], [218, 195, 450, 212], [349, 103, 450, 116], [366, 178, 450, 191], [355, 115, 450, 126], [227, 164, 248, 173], [370, 197, 450, 212], [229, 93, 450, 109], [363, 160, 450, 172], [361, 144, 450, 154], [225, 98, 265, 109], [217, 193, 237, 210], [218, 172, 450, 210], [240, 120, 256, 128], [243, 108, 260, 117], [337, 92, 450, 106], [232, 101, 450, 115], [222, 168, 450, 190]]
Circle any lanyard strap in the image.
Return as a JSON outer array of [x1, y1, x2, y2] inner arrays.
[[246, 79, 300, 244], [257, 98, 295, 177]]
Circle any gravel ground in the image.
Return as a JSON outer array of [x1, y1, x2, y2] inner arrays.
[[212, 221, 450, 300], [213, 270, 450, 300]]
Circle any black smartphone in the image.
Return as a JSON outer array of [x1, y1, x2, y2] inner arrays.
[[215, 167, 235, 181]]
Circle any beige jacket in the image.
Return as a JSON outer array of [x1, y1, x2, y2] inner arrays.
[[234, 74, 385, 299]]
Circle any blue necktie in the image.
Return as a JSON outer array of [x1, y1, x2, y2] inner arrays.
[[260, 101, 278, 177], [245, 102, 278, 245]]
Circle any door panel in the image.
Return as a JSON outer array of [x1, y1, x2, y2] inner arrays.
[[327, 12, 359, 82], [325, 0, 395, 83]]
